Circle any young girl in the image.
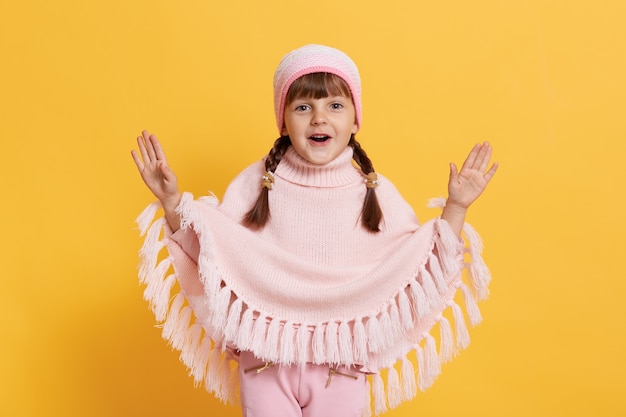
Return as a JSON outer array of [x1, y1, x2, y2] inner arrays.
[[132, 44, 497, 417]]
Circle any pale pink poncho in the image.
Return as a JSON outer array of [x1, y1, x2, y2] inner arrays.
[[136, 146, 491, 416]]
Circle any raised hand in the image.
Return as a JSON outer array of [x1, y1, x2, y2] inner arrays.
[[447, 142, 498, 210], [441, 142, 498, 237], [131, 130, 181, 208]]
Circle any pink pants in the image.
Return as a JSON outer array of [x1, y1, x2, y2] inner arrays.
[[238, 351, 368, 417]]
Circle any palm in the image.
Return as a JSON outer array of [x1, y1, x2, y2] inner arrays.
[[447, 142, 498, 209], [131, 130, 179, 202]]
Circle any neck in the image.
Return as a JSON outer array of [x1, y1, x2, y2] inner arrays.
[[274, 146, 362, 187]]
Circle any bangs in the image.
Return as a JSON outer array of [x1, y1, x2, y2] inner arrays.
[[286, 73, 353, 104]]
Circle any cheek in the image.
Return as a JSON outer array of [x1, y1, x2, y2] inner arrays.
[[281, 117, 294, 136]]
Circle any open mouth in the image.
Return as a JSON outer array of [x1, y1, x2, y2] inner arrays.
[[309, 135, 331, 143]]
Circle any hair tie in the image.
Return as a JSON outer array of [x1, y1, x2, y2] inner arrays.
[[261, 171, 275, 190], [364, 172, 379, 189]]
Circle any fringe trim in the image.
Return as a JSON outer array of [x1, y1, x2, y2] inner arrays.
[[362, 378, 372, 417], [137, 201, 160, 236], [136, 199, 492, 416], [427, 196, 447, 208], [372, 373, 387, 415], [438, 316, 455, 363], [401, 355, 417, 400], [338, 320, 354, 364], [281, 321, 296, 365], [135, 202, 239, 406], [386, 366, 402, 409], [360, 219, 491, 416], [463, 223, 492, 301]]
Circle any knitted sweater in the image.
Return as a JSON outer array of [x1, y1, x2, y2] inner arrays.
[[136, 146, 491, 416]]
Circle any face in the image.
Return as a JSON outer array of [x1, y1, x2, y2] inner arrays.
[[282, 95, 359, 165]]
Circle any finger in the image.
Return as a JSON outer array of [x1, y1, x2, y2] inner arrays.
[[130, 149, 145, 171], [142, 130, 157, 161], [475, 142, 493, 173], [464, 142, 491, 174], [449, 162, 459, 181], [158, 161, 176, 183], [136, 135, 151, 163], [483, 162, 499, 183], [151, 134, 168, 164], [459, 143, 481, 173]]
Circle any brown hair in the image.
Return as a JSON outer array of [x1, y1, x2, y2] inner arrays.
[[285, 72, 353, 104], [243, 73, 383, 232]]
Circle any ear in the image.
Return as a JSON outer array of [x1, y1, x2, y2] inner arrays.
[[351, 120, 359, 135], [281, 125, 289, 136]]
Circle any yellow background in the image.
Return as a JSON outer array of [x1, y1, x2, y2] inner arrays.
[[1, 0, 625, 416]]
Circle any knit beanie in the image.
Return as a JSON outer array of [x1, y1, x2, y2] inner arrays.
[[273, 44, 362, 134]]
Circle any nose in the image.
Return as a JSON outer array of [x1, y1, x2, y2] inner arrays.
[[311, 109, 328, 125]]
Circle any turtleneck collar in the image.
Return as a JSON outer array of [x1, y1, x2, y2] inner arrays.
[[274, 146, 363, 188]]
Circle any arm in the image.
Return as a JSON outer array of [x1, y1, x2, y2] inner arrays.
[[441, 142, 498, 238], [131, 130, 182, 232]]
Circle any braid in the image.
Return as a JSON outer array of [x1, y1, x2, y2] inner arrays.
[[243, 136, 291, 230], [266, 136, 291, 173], [350, 135, 383, 232]]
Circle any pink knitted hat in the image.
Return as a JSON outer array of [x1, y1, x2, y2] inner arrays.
[[273, 44, 362, 134]]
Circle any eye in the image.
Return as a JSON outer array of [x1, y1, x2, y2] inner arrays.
[[330, 102, 344, 110], [294, 104, 310, 111]]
